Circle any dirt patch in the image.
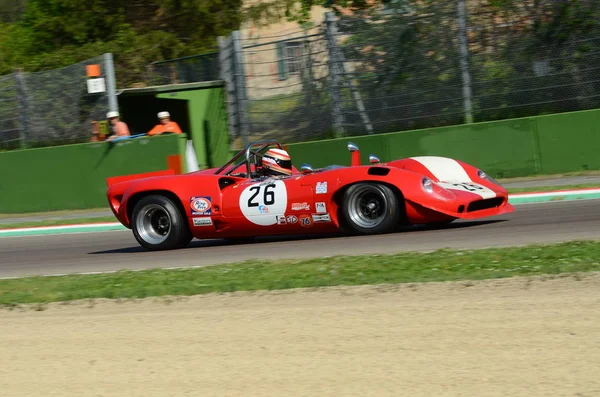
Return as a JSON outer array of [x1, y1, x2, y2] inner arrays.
[[1, 273, 600, 397]]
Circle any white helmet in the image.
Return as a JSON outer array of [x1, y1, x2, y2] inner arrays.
[[261, 148, 292, 176], [107, 111, 119, 119], [158, 111, 170, 119]]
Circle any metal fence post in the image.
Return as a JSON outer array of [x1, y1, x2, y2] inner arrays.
[[302, 25, 314, 107], [218, 35, 239, 141], [232, 30, 250, 147], [14, 69, 29, 149], [457, 0, 474, 124], [104, 53, 118, 114], [325, 12, 345, 138], [325, 12, 374, 135]]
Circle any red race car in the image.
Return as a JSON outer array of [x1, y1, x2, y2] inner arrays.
[[106, 140, 514, 250]]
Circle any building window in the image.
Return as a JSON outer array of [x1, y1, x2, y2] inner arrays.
[[285, 42, 302, 74], [277, 40, 305, 80]]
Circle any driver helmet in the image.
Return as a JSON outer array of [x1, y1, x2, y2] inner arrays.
[[261, 148, 292, 176]]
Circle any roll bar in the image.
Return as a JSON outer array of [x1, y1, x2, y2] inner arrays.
[[214, 140, 284, 177]]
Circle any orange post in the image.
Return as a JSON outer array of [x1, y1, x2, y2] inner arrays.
[[86, 64, 101, 77], [167, 155, 183, 174]]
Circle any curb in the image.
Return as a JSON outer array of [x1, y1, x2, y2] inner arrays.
[[1, 188, 599, 238], [508, 188, 600, 204], [0, 222, 127, 238]]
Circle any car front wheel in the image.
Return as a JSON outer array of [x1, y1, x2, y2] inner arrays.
[[340, 182, 401, 235], [131, 195, 192, 251]]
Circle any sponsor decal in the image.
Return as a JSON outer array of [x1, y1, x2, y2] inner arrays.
[[190, 196, 212, 215], [291, 202, 310, 211], [312, 213, 331, 223], [316, 181, 327, 194], [239, 180, 288, 226], [437, 181, 497, 200], [299, 214, 312, 227], [276, 215, 287, 225], [448, 182, 485, 192], [193, 217, 213, 226], [286, 215, 298, 224], [315, 202, 326, 214]]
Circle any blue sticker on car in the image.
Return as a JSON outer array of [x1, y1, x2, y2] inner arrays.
[[190, 196, 212, 215]]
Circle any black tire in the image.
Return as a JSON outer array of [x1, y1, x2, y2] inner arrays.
[[339, 182, 401, 235], [131, 195, 192, 251]]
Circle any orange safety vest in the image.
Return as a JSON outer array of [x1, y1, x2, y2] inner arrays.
[[147, 121, 183, 136]]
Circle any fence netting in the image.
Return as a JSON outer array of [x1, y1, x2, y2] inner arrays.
[[3, 0, 600, 151], [0, 55, 109, 150], [466, 1, 600, 123], [0, 74, 20, 149], [225, 0, 600, 146], [145, 52, 221, 86], [336, 2, 464, 136], [237, 25, 333, 147]]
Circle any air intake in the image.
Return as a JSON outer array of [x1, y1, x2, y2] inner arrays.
[[467, 197, 504, 212]]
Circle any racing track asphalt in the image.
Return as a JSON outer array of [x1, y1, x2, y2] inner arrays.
[[1, 199, 599, 278]]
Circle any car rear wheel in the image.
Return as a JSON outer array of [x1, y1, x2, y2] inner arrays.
[[131, 195, 192, 251], [340, 182, 401, 235]]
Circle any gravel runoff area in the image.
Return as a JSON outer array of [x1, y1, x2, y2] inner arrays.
[[1, 272, 599, 397]]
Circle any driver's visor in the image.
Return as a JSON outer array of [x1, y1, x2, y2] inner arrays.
[[274, 159, 292, 169]]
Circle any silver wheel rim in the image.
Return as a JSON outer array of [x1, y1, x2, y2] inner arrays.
[[135, 204, 172, 245], [348, 185, 388, 229]]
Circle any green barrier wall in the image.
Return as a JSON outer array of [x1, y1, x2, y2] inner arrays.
[[287, 108, 600, 179], [536, 109, 600, 174], [0, 134, 185, 213], [3, 106, 599, 214]]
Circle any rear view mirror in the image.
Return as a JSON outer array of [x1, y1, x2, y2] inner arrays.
[[369, 154, 381, 164], [301, 163, 314, 174]]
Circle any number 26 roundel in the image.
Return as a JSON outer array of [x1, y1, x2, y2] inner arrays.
[[239, 180, 288, 226]]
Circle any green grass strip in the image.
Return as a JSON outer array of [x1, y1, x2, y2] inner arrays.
[[1, 240, 599, 306]]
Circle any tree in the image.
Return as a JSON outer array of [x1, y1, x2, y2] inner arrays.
[[242, 0, 382, 26], [0, 0, 242, 87], [0, 0, 26, 23], [468, 0, 600, 121]]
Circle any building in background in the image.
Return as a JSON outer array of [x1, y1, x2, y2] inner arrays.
[[238, 1, 331, 100]]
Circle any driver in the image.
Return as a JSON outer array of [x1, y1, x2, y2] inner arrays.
[[259, 148, 293, 178]]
